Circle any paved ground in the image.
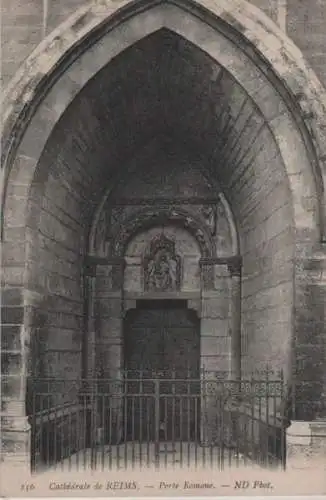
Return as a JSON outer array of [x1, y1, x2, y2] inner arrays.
[[47, 442, 255, 472]]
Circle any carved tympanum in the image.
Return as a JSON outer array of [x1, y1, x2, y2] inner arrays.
[[144, 234, 181, 291]]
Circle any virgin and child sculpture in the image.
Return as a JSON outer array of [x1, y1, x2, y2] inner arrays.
[[144, 236, 181, 291]]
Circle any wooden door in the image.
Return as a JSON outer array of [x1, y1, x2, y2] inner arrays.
[[124, 300, 200, 442]]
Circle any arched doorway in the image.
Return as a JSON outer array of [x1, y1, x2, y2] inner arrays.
[[1, 0, 326, 472]]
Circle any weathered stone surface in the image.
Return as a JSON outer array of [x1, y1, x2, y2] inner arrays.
[[201, 297, 230, 320], [1, 0, 326, 472], [1, 352, 24, 374], [0, 0, 323, 90], [201, 336, 231, 356], [1, 325, 22, 351], [200, 355, 230, 372], [286, 420, 326, 470]]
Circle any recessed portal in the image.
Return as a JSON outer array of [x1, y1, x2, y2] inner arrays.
[[124, 300, 200, 441]]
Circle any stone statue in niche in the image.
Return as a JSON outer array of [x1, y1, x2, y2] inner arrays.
[[144, 234, 181, 291], [201, 205, 217, 236], [216, 201, 226, 219], [215, 201, 232, 254], [95, 209, 109, 255]]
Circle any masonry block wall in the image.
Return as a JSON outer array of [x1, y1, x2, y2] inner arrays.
[[201, 266, 232, 374], [294, 269, 326, 419], [95, 265, 123, 380], [2, 0, 326, 89], [21, 94, 115, 407], [251, 0, 278, 21], [215, 74, 296, 378], [92, 146, 237, 377], [1, 1, 326, 469], [0, 88, 120, 465], [89, 115, 295, 381], [287, 0, 326, 87], [2, 22, 300, 412]]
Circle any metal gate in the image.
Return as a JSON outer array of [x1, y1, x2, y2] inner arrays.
[[30, 370, 287, 473]]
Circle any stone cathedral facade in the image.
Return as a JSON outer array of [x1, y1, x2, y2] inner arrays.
[[1, 0, 326, 472]]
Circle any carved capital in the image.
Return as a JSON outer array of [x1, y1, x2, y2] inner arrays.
[[228, 263, 242, 278], [199, 256, 242, 269], [200, 264, 215, 290], [85, 256, 125, 269], [84, 259, 97, 278], [199, 255, 242, 287], [84, 256, 125, 289]]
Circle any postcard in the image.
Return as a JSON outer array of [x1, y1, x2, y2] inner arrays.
[[1, 0, 326, 498]]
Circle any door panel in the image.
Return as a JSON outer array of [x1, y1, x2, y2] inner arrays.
[[124, 302, 200, 441]]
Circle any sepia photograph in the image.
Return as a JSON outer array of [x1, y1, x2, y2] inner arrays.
[[1, 0, 326, 498]]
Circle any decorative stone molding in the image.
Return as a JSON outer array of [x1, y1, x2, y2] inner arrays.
[[199, 256, 242, 268], [112, 207, 215, 257], [1, 0, 326, 241], [1, 0, 326, 472], [143, 234, 181, 292], [304, 250, 326, 284], [199, 256, 242, 288], [85, 256, 125, 285], [199, 204, 217, 236], [111, 197, 221, 206], [123, 291, 201, 301], [93, 195, 237, 258], [122, 297, 201, 316], [91, 185, 238, 257], [85, 256, 126, 266]]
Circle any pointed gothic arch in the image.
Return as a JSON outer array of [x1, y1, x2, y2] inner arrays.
[[1, 0, 326, 469]]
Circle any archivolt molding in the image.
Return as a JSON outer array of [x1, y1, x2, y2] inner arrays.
[[109, 207, 216, 258], [1, 0, 325, 240], [91, 190, 238, 258]]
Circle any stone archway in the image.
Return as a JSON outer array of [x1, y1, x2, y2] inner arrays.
[[91, 200, 239, 453], [1, 0, 326, 470], [88, 137, 241, 385], [91, 204, 239, 368]]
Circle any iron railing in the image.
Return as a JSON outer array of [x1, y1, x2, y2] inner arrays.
[[30, 369, 287, 473]]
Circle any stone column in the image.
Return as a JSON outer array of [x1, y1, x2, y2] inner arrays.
[[95, 258, 125, 378], [84, 266, 97, 381], [199, 258, 230, 445], [92, 257, 125, 444], [286, 251, 326, 472], [228, 260, 242, 381], [293, 251, 326, 420], [199, 257, 242, 375], [1, 287, 45, 475], [84, 257, 125, 378], [1, 378, 32, 476], [199, 259, 231, 374], [81, 261, 97, 450], [198, 257, 242, 445]]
